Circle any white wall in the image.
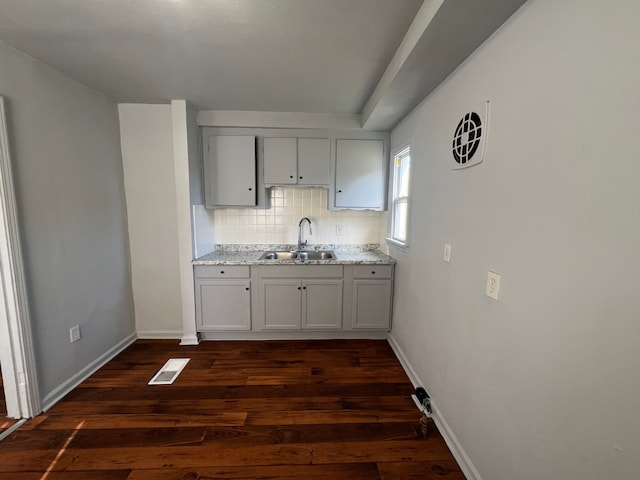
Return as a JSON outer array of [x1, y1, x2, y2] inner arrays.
[[119, 104, 183, 338], [389, 1, 640, 479], [0, 40, 135, 404]]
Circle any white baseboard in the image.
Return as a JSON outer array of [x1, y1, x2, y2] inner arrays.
[[199, 331, 390, 341], [387, 334, 483, 480], [41, 333, 137, 412], [136, 330, 183, 340], [180, 333, 201, 345]]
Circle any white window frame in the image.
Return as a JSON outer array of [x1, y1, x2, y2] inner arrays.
[[386, 145, 411, 248]]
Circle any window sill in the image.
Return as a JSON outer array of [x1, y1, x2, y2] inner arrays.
[[385, 237, 408, 251]]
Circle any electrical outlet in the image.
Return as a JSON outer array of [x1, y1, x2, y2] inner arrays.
[[335, 224, 343, 235], [443, 244, 452, 263], [485, 271, 501, 300], [69, 325, 81, 343]]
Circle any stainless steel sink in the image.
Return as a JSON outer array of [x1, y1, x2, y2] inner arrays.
[[296, 250, 336, 260], [259, 251, 299, 260], [259, 250, 337, 261]]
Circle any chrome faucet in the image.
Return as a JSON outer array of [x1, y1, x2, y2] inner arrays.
[[297, 217, 312, 250]]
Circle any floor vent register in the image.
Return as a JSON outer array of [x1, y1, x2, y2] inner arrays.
[[148, 358, 190, 385]]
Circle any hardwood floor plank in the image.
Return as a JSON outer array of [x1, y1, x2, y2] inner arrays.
[[62, 382, 414, 402], [245, 409, 419, 425], [310, 439, 455, 464], [377, 460, 466, 479], [32, 412, 247, 430], [39, 444, 313, 471], [126, 463, 381, 480]]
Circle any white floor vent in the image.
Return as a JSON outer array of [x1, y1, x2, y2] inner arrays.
[[148, 358, 190, 385]]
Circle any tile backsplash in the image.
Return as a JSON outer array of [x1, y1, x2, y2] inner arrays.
[[214, 187, 382, 245]]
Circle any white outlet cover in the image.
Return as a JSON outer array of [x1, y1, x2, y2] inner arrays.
[[443, 244, 452, 263], [485, 271, 501, 300]]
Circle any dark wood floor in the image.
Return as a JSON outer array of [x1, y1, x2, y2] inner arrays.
[[0, 368, 19, 436], [0, 339, 464, 479]]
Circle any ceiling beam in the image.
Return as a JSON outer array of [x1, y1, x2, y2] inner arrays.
[[361, 0, 528, 131]]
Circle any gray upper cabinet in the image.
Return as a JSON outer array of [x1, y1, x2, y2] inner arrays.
[[204, 135, 256, 207], [263, 137, 297, 185], [264, 137, 330, 186], [298, 138, 330, 185], [334, 139, 385, 210]]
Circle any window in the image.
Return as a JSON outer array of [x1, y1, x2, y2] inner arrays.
[[388, 145, 411, 246]]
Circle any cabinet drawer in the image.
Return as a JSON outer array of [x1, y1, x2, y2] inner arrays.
[[353, 265, 392, 279], [259, 265, 343, 278], [194, 265, 250, 279]]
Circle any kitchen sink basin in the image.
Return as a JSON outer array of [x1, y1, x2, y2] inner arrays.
[[259, 251, 299, 260], [296, 250, 336, 260], [259, 250, 337, 261]]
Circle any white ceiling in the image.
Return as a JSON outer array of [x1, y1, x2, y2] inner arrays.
[[0, 0, 527, 130]]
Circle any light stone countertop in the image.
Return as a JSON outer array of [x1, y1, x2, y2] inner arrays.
[[192, 244, 396, 266]]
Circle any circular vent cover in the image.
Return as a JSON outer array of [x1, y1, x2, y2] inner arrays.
[[451, 101, 489, 169]]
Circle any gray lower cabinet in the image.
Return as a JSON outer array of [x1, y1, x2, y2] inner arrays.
[[256, 265, 343, 331], [194, 263, 392, 334], [195, 266, 251, 331], [351, 265, 393, 329]]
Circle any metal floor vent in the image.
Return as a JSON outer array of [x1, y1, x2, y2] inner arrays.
[[148, 358, 190, 385]]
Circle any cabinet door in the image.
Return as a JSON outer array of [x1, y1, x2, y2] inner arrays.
[[335, 139, 385, 209], [205, 135, 256, 207], [196, 280, 251, 331], [302, 280, 343, 329], [352, 280, 391, 329], [262, 280, 301, 329], [264, 137, 297, 185], [298, 138, 330, 185]]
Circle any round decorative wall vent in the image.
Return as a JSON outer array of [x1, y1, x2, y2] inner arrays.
[[451, 101, 489, 170]]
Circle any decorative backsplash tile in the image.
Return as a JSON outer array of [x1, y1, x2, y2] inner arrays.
[[213, 187, 383, 245]]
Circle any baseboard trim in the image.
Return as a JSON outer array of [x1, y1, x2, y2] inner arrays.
[[0, 419, 27, 442], [200, 331, 390, 341], [136, 330, 183, 340], [387, 334, 483, 480], [180, 333, 201, 345], [41, 333, 137, 412]]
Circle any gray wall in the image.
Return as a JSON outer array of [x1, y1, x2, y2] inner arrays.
[[0, 41, 135, 404], [388, 0, 640, 479]]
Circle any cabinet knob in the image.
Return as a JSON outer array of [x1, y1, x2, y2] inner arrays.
[[290, 175, 294, 179], [338, 189, 342, 193], [299, 176, 303, 179], [371, 271, 376, 275], [245, 287, 250, 291], [248, 187, 252, 191], [297, 286, 301, 290], [302, 286, 307, 290], [220, 270, 225, 274]]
